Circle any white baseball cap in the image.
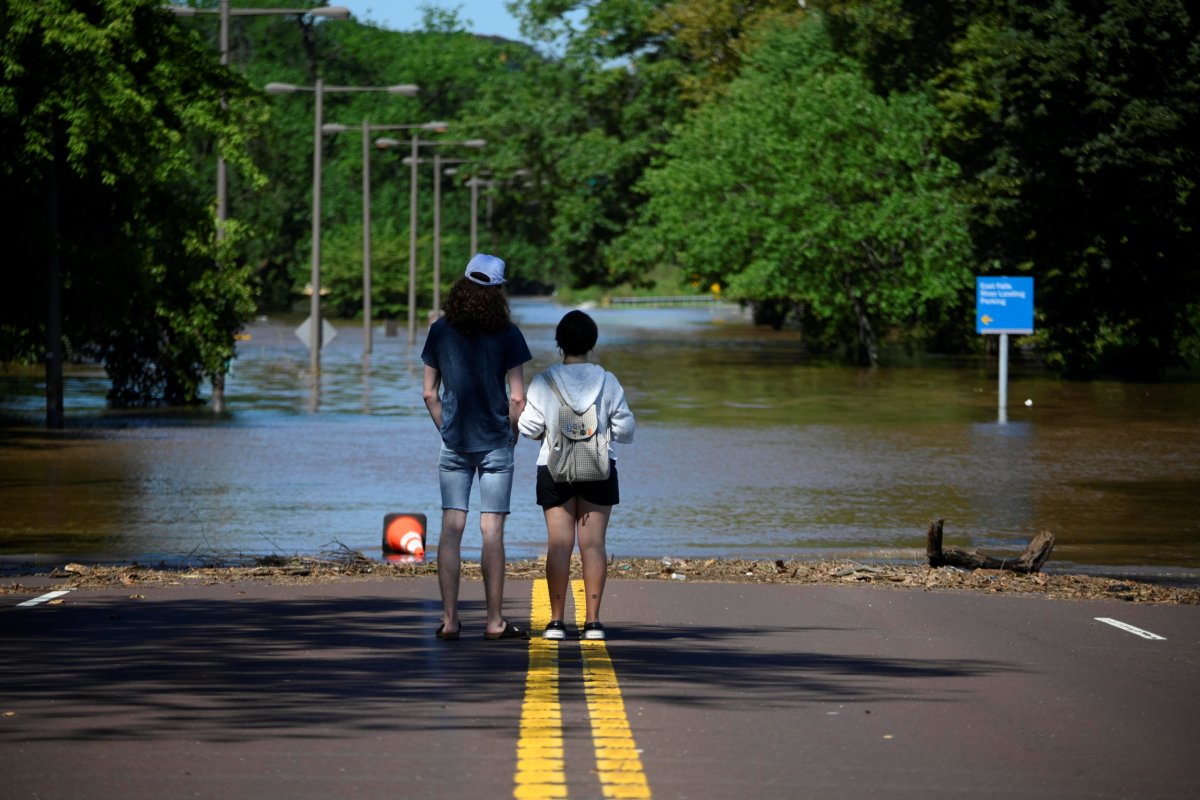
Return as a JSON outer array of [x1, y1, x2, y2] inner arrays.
[[465, 253, 506, 286]]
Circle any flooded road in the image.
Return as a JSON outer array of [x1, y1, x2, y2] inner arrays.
[[2, 299, 1199, 579]]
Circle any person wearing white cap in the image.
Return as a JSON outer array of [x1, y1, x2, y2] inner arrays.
[[422, 254, 533, 641], [462, 252, 507, 287]]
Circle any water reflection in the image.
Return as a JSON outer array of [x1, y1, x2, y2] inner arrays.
[[1, 299, 1198, 577]]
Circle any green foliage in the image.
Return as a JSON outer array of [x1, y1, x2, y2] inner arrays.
[[624, 19, 975, 364], [819, 0, 1200, 377], [4, 0, 1194, 398], [649, 0, 803, 102], [225, 9, 536, 317], [819, 0, 992, 95], [103, 219, 256, 406], [1, 0, 263, 406], [468, 1, 688, 289]]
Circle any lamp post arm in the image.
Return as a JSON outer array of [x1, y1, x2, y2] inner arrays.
[[324, 120, 447, 136], [266, 83, 419, 96], [229, 6, 351, 18], [166, 4, 351, 19], [323, 84, 419, 95]]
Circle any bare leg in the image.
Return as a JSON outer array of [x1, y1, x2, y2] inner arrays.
[[437, 508, 467, 632], [576, 500, 611, 623], [480, 511, 508, 635], [543, 499, 579, 622]]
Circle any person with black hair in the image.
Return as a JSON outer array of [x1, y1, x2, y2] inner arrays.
[[518, 310, 635, 640], [422, 254, 532, 641]]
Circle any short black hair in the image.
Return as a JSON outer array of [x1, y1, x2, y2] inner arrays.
[[555, 310, 598, 356]]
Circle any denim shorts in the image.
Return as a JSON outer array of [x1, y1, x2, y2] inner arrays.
[[438, 442, 516, 513]]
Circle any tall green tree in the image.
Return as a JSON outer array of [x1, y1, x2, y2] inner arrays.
[[208, 7, 538, 317], [463, 0, 686, 289], [1, 0, 262, 407], [312, 11, 532, 315], [820, 0, 1200, 377], [649, 0, 803, 103], [624, 18, 975, 364]]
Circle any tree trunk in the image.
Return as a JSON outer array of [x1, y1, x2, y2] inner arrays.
[[45, 124, 64, 430], [926, 519, 1055, 574], [751, 299, 790, 329], [846, 277, 878, 366]]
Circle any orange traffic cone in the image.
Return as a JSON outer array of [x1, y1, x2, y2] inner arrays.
[[397, 530, 424, 558], [383, 513, 427, 560]]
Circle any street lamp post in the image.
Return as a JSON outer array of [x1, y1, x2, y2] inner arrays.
[[165, 2, 349, 411], [265, 81, 419, 373], [422, 159, 479, 316], [461, 169, 531, 261], [361, 118, 371, 353], [322, 120, 447, 354], [376, 137, 485, 344], [433, 151, 443, 315], [167, 3, 351, 238], [468, 176, 485, 256], [408, 132, 419, 345], [462, 175, 500, 256]]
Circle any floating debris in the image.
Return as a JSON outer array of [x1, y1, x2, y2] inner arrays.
[[2, 554, 1196, 605]]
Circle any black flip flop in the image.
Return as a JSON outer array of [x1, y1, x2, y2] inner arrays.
[[435, 622, 461, 641], [484, 620, 529, 640]]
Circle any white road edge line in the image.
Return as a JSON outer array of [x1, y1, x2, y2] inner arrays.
[[1095, 617, 1166, 640], [16, 590, 72, 608]]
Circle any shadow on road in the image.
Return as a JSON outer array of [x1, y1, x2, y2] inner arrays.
[[2, 593, 528, 743], [596, 624, 1023, 706], [2, 590, 1026, 744]]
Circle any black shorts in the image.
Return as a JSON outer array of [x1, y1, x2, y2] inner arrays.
[[536, 461, 620, 508]]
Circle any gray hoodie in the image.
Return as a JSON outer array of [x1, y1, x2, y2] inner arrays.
[[518, 362, 635, 466]]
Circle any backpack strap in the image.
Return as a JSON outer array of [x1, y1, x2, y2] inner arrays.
[[543, 372, 569, 408], [543, 369, 605, 410]]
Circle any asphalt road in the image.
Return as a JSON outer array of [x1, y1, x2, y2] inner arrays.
[[2, 576, 1197, 799]]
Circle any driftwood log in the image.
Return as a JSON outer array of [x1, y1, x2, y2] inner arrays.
[[926, 519, 1055, 574]]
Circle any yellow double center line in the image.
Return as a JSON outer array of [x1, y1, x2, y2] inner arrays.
[[515, 580, 566, 798], [514, 579, 651, 799]]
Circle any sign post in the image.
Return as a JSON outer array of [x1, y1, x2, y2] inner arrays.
[[295, 316, 338, 352], [976, 277, 1034, 424]]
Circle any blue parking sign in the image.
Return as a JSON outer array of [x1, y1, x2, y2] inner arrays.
[[976, 277, 1034, 334]]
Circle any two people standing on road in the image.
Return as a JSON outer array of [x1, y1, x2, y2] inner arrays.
[[421, 253, 532, 641], [422, 255, 635, 642]]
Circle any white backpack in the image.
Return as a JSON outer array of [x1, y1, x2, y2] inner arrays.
[[543, 373, 610, 483]]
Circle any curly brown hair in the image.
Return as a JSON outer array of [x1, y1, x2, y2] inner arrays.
[[443, 277, 511, 336]]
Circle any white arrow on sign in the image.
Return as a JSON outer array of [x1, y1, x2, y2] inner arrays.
[[294, 316, 338, 352]]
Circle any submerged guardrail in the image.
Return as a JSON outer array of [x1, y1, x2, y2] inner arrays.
[[606, 295, 731, 307]]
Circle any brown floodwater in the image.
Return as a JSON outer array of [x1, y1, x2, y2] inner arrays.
[[2, 299, 1198, 582]]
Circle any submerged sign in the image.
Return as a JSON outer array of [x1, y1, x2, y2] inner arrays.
[[976, 276, 1034, 334], [294, 315, 338, 351]]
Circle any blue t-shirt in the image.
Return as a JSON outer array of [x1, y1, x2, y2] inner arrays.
[[421, 318, 532, 452]]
